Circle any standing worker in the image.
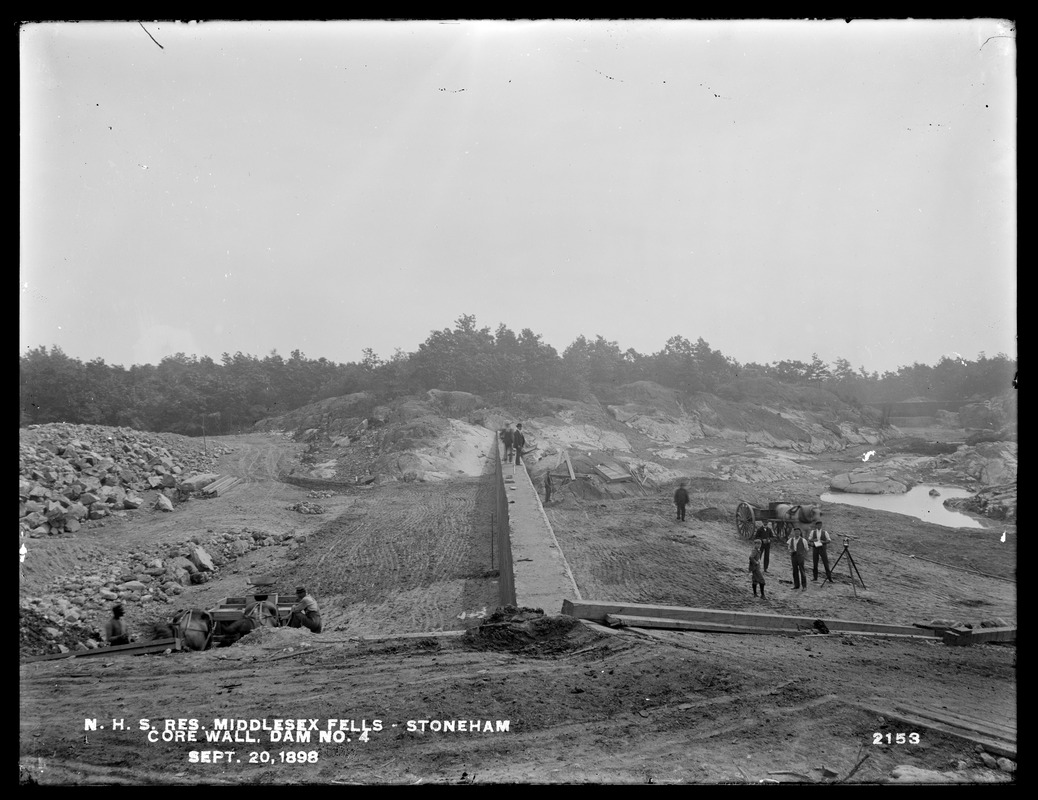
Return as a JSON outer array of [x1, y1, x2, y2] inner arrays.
[[513, 423, 526, 466], [788, 527, 809, 591], [754, 521, 773, 572], [544, 470, 554, 504], [673, 481, 690, 521], [809, 521, 834, 582], [105, 604, 130, 646], [288, 586, 323, 633], [749, 548, 767, 599], [501, 424, 514, 464]]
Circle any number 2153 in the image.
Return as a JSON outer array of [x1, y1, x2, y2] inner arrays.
[[873, 732, 921, 745]]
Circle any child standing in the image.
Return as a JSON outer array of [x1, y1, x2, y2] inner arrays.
[[749, 547, 767, 599]]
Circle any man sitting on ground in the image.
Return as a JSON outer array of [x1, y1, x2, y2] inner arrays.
[[105, 604, 130, 646], [288, 586, 322, 633]]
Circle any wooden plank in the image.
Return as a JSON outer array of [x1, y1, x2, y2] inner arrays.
[[850, 702, 1015, 759], [24, 637, 181, 662], [593, 464, 630, 483], [180, 473, 220, 491], [893, 701, 1017, 740], [562, 450, 576, 480], [607, 614, 804, 636], [942, 626, 1016, 646], [564, 599, 940, 639]]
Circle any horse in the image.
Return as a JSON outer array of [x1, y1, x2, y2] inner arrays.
[[170, 608, 217, 651]]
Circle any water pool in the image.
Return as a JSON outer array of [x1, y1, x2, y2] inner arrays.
[[820, 484, 984, 529]]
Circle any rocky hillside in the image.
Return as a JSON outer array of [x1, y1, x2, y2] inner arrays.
[[255, 379, 898, 489]]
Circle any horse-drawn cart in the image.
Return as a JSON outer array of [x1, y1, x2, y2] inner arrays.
[[204, 593, 295, 646], [167, 591, 295, 650], [735, 500, 823, 542]]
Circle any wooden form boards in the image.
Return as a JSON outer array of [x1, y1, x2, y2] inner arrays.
[[606, 614, 804, 636], [23, 637, 182, 663], [180, 473, 220, 492], [593, 464, 631, 483], [564, 599, 941, 639], [203, 475, 241, 496]]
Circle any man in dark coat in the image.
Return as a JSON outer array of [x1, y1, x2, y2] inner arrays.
[[673, 482, 690, 521], [513, 423, 526, 466], [754, 521, 773, 572], [749, 549, 767, 599], [544, 470, 554, 503], [500, 425, 514, 463]]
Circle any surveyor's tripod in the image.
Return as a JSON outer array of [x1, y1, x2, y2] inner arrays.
[[829, 539, 867, 594]]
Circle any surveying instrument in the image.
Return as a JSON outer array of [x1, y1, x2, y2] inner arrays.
[[828, 534, 866, 595]]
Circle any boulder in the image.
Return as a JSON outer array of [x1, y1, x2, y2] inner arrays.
[[830, 471, 908, 494], [154, 494, 174, 512], [169, 556, 198, 574], [188, 546, 216, 572]]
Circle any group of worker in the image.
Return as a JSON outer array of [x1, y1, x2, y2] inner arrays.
[[499, 422, 526, 465], [750, 519, 834, 599], [671, 481, 836, 601], [104, 586, 323, 648]]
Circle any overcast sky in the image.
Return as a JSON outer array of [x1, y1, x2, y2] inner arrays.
[[20, 19, 1016, 375]]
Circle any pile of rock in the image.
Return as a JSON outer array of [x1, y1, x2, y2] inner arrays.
[[20, 527, 312, 656], [288, 501, 326, 515], [18, 423, 234, 536]]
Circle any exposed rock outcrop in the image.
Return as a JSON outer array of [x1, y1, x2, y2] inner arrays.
[[830, 470, 908, 494]]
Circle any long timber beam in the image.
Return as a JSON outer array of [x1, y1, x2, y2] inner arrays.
[[564, 599, 942, 639]]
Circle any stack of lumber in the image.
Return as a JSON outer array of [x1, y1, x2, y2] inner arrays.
[[562, 600, 943, 640], [202, 475, 242, 496]]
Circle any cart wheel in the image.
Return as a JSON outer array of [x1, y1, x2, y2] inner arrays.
[[735, 502, 756, 539]]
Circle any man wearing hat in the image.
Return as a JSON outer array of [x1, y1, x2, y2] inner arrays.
[[288, 587, 322, 633], [673, 481, 690, 521], [513, 423, 526, 466], [105, 604, 130, 646], [809, 521, 833, 582]]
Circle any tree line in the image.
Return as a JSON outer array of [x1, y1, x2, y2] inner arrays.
[[20, 314, 1016, 435]]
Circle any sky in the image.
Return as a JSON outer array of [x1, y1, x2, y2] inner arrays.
[[20, 19, 1016, 375]]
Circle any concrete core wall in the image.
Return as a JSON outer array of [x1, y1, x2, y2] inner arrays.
[[494, 439, 580, 615], [493, 436, 516, 606]]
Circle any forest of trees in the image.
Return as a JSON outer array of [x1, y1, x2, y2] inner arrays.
[[19, 315, 1017, 436]]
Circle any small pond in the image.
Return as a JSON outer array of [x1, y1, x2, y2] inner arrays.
[[820, 484, 984, 529]]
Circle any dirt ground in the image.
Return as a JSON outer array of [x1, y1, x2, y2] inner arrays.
[[19, 433, 1016, 785]]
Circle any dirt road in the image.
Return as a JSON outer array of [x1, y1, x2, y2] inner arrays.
[[20, 434, 1016, 785]]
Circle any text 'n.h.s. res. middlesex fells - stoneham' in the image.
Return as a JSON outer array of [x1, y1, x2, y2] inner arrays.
[[85, 717, 512, 743]]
